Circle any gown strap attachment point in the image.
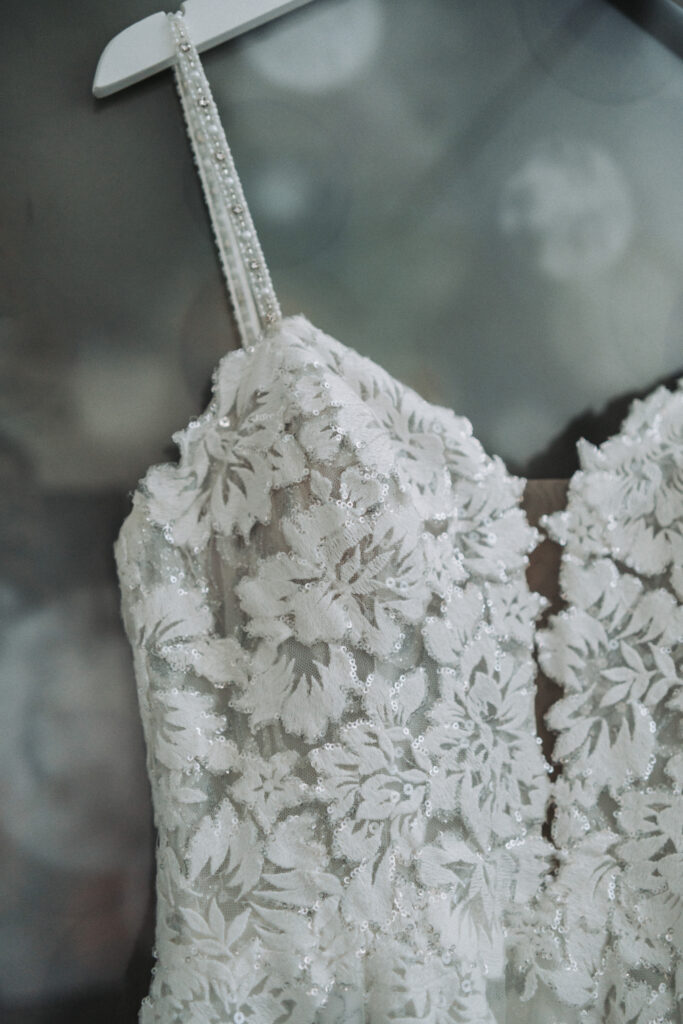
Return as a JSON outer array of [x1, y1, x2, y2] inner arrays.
[[167, 11, 282, 348]]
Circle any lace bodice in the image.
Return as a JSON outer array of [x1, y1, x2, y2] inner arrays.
[[113, 12, 683, 1023]]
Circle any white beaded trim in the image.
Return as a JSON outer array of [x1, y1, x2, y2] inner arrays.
[[168, 12, 282, 345]]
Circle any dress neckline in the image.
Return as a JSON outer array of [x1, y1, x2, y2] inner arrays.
[[164, 14, 678, 502]]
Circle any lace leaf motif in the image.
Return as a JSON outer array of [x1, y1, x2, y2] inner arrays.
[[115, 318, 682, 1023], [523, 381, 683, 1020], [115, 315, 552, 1022]]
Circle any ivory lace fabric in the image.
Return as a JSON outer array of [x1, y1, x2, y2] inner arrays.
[[113, 12, 683, 1023]]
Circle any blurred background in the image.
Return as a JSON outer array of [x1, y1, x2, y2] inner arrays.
[[1, 0, 682, 1020]]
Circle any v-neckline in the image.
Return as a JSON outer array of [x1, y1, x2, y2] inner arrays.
[[522, 478, 570, 784]]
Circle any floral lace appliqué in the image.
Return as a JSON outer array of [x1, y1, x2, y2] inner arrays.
[[115, 314, 558, 1023]]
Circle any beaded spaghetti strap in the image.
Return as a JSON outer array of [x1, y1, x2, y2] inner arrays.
[[167, 12, 282, 348]]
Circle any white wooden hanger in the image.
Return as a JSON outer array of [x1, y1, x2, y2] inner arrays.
[[92, 0, 317, 97]]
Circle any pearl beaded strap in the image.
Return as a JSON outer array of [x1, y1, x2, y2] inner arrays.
[[167, 12, 282, 348]]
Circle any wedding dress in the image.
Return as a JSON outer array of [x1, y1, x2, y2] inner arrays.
[[114, 12, 683, 1022]]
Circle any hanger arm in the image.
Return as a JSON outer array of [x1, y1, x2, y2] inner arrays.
[[92, 0, 316, 98]]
